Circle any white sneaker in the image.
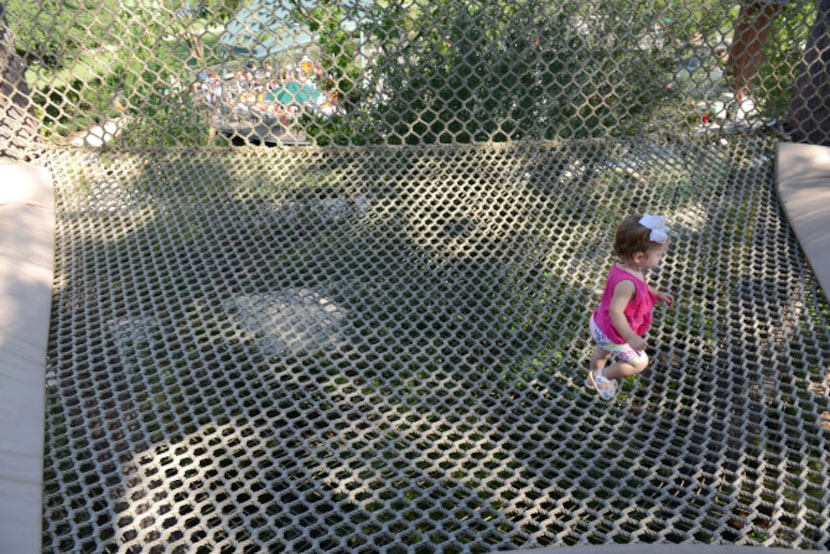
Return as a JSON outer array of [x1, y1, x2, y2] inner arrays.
[[586, 370, 617, 401]]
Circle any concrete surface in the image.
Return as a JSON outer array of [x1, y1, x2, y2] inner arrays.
[[0, 162, 54, 554]]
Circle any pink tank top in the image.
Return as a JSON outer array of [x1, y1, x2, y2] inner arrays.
[[592, 263, 657, 344]]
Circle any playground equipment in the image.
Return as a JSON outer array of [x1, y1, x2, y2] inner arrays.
[[0, 0, 828, 552]]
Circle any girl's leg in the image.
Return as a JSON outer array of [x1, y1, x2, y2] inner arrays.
[[600, 353, 649, 381], [589, 347, 612, 371], [587, 347, 615, 395]]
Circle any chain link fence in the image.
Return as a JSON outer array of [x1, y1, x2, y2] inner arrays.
[[1, 0, 828, 552]]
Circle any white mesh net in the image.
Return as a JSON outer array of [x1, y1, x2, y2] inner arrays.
[[0, 0, 828, 552]]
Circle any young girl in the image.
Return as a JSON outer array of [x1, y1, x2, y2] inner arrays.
[[587, 214, 675, 400]]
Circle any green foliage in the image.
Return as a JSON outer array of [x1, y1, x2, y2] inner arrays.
[[754, 0, 815, 120], [109, 19, 210, 147], [31, 78, 113, 138], [322, 0, 695, 144], [5, 0, 121, 68], [8, 0, 819, 147], [119, 94, 210, 147], [14, 0, 214, 143], [298, 3, 364, 110]]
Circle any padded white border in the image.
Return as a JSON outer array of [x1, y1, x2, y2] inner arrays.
[[0, 162, 54, 554], [776, 142, 830, 300]]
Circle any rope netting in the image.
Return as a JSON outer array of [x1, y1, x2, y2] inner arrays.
[[0, 0, 828, 552], [4, 0, 827, 150], [42, 136, 829, 552]]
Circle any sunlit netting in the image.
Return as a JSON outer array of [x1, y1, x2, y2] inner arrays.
[[1, 0, 829, 552], [41, 138, 830, 552]]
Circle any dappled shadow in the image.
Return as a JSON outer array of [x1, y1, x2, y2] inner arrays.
[[40, 140, 829, 552]]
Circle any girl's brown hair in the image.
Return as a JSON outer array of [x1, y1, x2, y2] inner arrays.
[[613, 214, 661, 262]]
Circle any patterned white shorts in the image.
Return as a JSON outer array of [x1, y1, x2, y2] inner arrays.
[[590, 316, 648, 365]]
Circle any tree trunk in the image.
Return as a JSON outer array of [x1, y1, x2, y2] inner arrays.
[[0, 2, 41, 161], [188, 32, 205, 62], [785, 0, 830, 146]]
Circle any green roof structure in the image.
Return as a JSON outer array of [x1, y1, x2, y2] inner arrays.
[[218, 0, 370, 59]]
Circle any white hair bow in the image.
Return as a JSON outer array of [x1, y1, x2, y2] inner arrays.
[[639, 214, 669, 243]]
